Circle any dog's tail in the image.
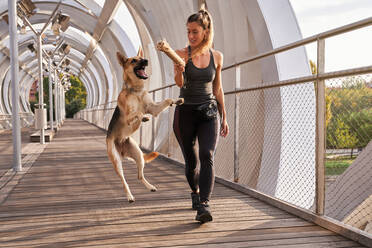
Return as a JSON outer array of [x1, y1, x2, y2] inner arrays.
[[143, 152, 159, 163]]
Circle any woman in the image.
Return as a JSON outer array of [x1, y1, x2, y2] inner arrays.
[[173, 9, 229, 223]]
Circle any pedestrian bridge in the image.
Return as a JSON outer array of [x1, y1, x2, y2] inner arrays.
[[1, 0, 371, 247], [0, 119, 368, 247]]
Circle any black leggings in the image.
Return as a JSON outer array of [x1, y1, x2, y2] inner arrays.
[[173, 104, 219, 203]]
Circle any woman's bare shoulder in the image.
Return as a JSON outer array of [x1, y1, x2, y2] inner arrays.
[[211, 49, 223, 66], [175, 47, 188, 60]]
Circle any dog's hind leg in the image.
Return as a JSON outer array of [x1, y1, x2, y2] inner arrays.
[[106, 137, 135, 202], [125, 137, 157, 192]]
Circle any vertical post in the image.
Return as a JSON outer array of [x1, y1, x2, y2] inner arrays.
[[54, 69, 59, 127], [151, 91, 156, 151], [61, 88, 64, 122], [61, 86, 65, 122], [58, 85, 62, 123], [62, 89, 65, 121], [234, 66, 240, 182], [48, 58, 54, 132], [37, 35, 45, 144], [8, 0, 22, 171], [58, 83, 61, 124], [315, 38, 326, 215]]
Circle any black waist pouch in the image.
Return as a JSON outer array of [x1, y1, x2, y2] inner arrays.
[[193, 101, 218, 121]]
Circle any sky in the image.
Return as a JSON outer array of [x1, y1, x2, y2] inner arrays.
[[107, 0, 371, 73], [289, 0, 372, 72], [95, 0, 141, 54]]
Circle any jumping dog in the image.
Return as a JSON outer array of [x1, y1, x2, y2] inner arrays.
[[106, 48, 183, 202]]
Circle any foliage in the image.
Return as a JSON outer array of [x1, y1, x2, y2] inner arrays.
[[309, 60, 317, 75], [326, 76, 372, 150], [65, 75, 87, 118]]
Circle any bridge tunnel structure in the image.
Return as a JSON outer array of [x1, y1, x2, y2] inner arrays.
[[1, 0, 371, 237]]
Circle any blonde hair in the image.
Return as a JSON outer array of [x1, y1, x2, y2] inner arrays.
[[187, 9, 214, 58]]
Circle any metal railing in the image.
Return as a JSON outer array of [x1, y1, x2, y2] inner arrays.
[[0, 112, 34, 130], [76, 17, 372, 246]]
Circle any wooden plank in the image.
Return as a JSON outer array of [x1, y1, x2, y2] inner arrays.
[[169, 241, 362, 248], [0, 226, 331, 248], [0, 230, 340, 248]]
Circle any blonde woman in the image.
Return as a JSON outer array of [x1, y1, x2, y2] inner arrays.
[[173, 9, 229, 223]]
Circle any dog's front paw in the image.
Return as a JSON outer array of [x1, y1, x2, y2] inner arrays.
[[150, 186, 157, 192], [142, 116, 150, 122], [175, 98, 184, 106], [165, 99, 173, 106], [127, 195, 135, 203]]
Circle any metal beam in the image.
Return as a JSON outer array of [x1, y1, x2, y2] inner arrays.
[[48, 57, 54, 131], [37, 34, 45, 144], [40, 0, 62, 35], [8, 0, 22, 171], [79, 0, 120, 74]]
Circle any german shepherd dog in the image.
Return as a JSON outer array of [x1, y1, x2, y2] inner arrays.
[[106, 48, 183, 203]]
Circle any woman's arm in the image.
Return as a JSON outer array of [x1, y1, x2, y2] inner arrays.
[[174, 49, 187, 88], [213, 51, 229, 137]]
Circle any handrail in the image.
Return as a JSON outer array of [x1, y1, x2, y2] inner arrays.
[[83, 64, 372, 111], [0, 112, 33, 116], [224, 65, 372, 95], [148, 84, 176, 93]]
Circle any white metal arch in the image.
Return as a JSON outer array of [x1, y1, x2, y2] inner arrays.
[[0, 0, 143, 115]]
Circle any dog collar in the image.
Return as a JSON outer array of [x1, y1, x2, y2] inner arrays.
[[124, 84, 144, 93]]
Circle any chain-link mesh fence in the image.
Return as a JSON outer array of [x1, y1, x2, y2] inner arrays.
[[237, 82, 317, 210], [324, 74, 372, 233]]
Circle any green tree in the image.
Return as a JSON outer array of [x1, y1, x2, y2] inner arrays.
[[348, 109, 372, 148], [326, 77, 372, 155], [328, 119, 358, 157], [65, 75, 87, 118]]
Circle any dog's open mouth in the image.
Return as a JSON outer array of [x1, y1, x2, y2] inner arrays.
[[134, 65, 148, 80]]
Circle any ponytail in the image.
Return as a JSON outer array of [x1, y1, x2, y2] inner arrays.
[[186, 9, 214, 58]]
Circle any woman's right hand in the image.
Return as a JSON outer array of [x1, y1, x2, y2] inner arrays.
[[174, 49, 186, 88], [174, 63, 185, 74]]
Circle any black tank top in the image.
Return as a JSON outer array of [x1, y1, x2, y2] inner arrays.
[[180, 46, 216, 104]]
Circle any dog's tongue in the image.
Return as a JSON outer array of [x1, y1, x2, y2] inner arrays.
[[137, 69, 148, 78]]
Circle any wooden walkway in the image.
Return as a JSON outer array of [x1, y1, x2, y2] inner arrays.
[[0, 120, 366, 248]]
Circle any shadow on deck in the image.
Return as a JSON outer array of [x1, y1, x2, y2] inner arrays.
[[0, 120, 366, 248]]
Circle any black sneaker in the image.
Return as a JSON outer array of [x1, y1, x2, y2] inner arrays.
[[195, 203, 213, 223], [191, 192, 200, 210]]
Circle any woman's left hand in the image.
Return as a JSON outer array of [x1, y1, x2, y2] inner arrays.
[[220, 120, 229, 137]]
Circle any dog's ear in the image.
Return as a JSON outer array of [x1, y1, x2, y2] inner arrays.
[[137, 46, 144, 58], [117, 52, 127, 67]]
